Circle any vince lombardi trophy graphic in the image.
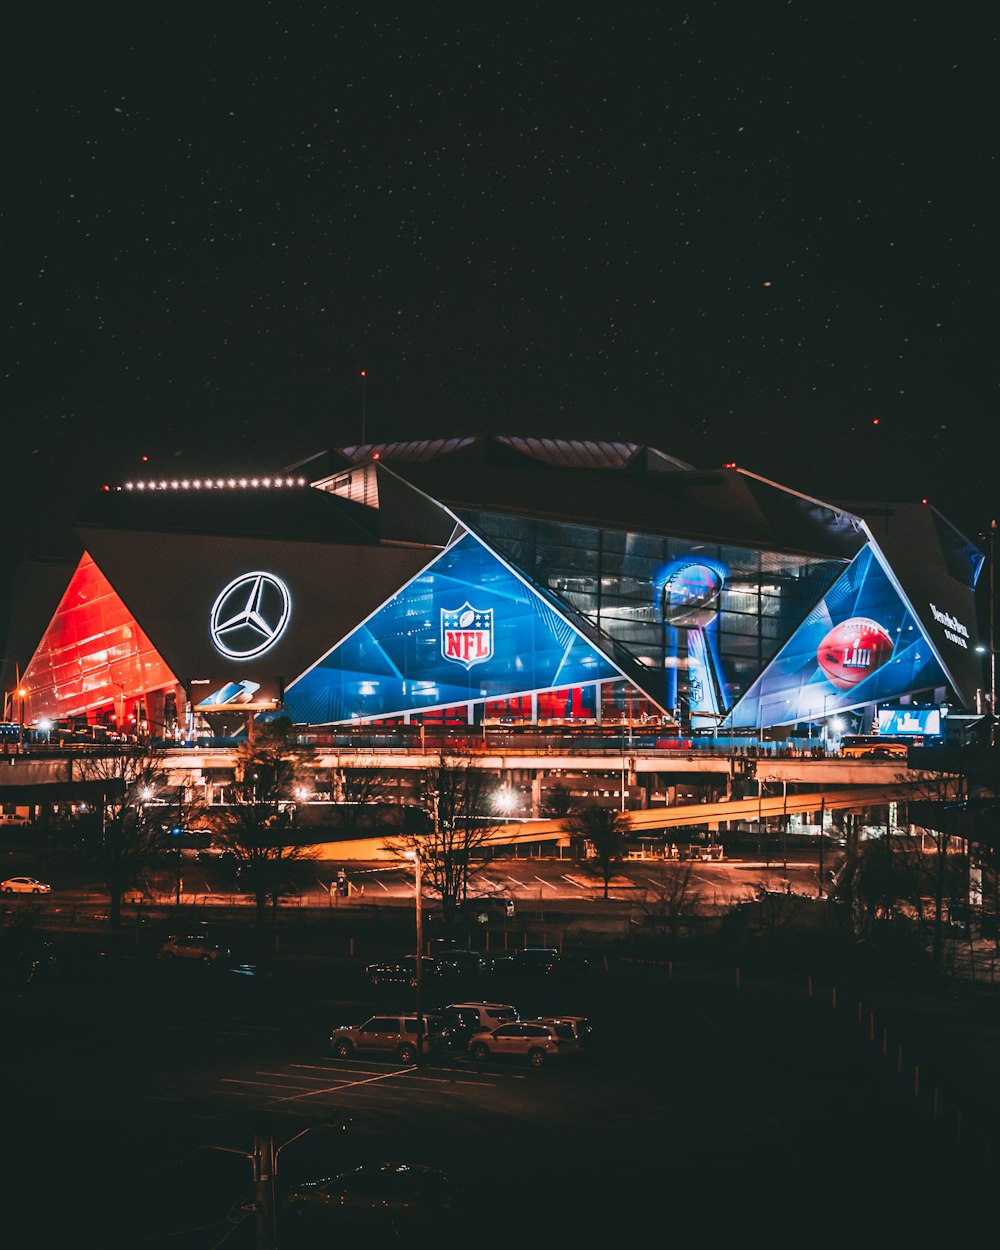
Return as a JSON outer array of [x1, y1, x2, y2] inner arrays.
[[660, 562, 725, 728]]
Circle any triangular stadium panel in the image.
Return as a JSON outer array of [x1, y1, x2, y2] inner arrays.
[[20, 553, 178, 721], [856, 503, 984, 707], [726, 545, 951, 730], [284, 532, 620, 724]]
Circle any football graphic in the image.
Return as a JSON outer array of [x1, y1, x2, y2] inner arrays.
[[817, 616, 894, 691], [660, 563, 724, 629], [458, 608, 476, 628]]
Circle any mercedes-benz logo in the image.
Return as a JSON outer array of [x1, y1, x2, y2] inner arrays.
[[210, 572, 291, 659]]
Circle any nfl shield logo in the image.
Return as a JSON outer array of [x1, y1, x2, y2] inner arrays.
[[441, 603, 494, 670]]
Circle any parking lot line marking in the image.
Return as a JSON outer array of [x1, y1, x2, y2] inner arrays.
[[291, 1061, 497, 1085], [254, 1070, 336, 1082], [221, 1078, 318, 1091], [533, 875, 557, 889], [561, 874, 590, 892]]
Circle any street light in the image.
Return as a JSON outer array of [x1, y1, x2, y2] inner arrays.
[[494, 786, 516, 817], [404, 848, 425, 1062], [197, 1115, 350, 1250]]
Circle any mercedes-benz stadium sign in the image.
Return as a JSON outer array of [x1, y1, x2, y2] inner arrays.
[[210, 572, 291, 659]]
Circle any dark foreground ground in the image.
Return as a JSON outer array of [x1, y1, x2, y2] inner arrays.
[[2, 897, 1000, 1247]]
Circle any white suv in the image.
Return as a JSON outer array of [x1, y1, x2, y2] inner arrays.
[[468, 1021, 565, 1067], [330, 1014, 452, 1064], [439, 1001, 520, 1042]]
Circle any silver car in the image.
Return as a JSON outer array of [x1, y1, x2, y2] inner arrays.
[[467, 1021, 565, 1067], [531, 1015, 592, 1053]]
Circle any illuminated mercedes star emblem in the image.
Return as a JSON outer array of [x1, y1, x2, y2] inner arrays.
[[210, 572, 291, 659]]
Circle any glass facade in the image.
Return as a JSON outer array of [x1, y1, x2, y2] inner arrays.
[[19, 553, 177, 724], [19, 472, 969, 735], [461, 510, 847, 725]]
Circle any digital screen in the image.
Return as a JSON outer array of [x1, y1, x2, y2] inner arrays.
[[189, 676, 283, 712], [877, 707, 942, 736], [284, 532, 619, 724], [725, 545, 949, 729]]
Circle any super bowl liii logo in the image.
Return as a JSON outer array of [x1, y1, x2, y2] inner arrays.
[[441, 603, 494, 670]]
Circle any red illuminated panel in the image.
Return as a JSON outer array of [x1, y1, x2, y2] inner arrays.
[[20, 553, 177, 723]]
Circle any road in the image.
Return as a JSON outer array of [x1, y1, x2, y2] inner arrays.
[[3, 846, 838, 916]]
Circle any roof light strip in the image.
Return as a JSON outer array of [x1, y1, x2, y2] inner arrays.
[[120, 477, 307, 491]]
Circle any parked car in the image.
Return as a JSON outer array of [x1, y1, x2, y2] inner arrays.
[[463, 895, 515, 921], [437, 1001, 520, 1046], [330, 1014, 451, 1063], [0, 876, 51, 895], [494, 946, 590, 977], [157, 933, 231, 965], [467, 1020, 566, 1067], [531, 1015, 593, 1053], [433, 949, 492, 978], [196, 843, 237, 863], [282, 1161, 460, 1235], [364, 955, 440, 987], [0, 929, 59, 988]]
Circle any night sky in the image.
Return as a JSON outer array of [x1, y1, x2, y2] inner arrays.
[[4, 3, 997, 662]]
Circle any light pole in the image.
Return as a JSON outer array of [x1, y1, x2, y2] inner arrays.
[[405, 847, 425, 1062], [977, 519, 997, 745], [197, 1115, 349, 1250], [817, 796, 826, 897], [175, 784, 184, 907], [991, 520, 997, 744], [781, 778, 788, 878]]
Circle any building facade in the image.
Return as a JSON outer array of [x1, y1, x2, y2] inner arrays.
[[12, 437, 987, 744]]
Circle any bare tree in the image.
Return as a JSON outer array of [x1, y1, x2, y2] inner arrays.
[[830, 769, 969, 965], [565, 803, 630, 899], [384, 756, 502, 932], [76, 743, 169, 928], [641, 862, 700, 942], [905, 768, 970, 970], [209, 723, 315, 929]]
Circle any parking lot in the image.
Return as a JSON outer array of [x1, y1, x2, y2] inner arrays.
[[4, 932, 999, 1246]]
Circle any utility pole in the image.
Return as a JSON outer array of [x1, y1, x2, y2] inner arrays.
[[252, 1131, 276, 1250], [175, 784, 184, 907], [199, 1117, 349, 1250], [818, 797, 825, 897], [991, 519, 996, 746]]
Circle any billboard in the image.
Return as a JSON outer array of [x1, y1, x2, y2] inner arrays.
[[284, 532, 620, 724], [725, 545, 950, 729], [189, 676, 283, 713], [877, 707, 943, 737]]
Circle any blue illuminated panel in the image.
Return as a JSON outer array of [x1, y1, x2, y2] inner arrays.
[[878, 707, 942, 736], [727, 545, 948, 729], [284, 533, 619, 724]]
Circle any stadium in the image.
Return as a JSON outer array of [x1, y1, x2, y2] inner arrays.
[[7, 437, 990, 749]]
